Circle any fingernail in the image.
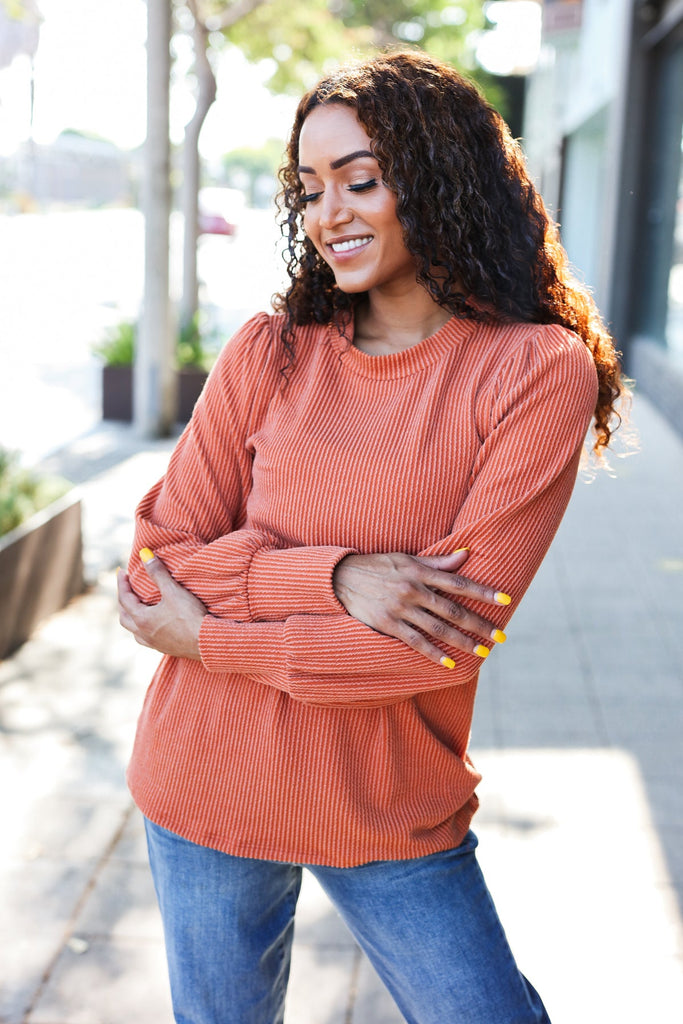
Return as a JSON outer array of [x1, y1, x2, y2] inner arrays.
[[474, 644, 490, 659], [139, 548, 155, 563], [491, 629, 507, 644], [494, 592, 511, 606], [453, 547, 469, 553], [440, 656, 456, 670]]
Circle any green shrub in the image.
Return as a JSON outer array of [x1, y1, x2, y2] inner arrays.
[[92, 321, 136, 366], [177, 312, 218, 371], [0, 448, 71, 537]]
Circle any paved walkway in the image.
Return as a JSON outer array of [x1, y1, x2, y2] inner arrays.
[[2, 395, 682, 1023]]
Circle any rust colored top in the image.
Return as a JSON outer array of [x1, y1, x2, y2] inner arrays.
[[126, 311, 597, 867]]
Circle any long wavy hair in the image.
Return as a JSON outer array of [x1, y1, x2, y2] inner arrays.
[[274, 50, 625, 453]]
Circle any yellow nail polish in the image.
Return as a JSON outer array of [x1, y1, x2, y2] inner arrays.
[[453, 547, 469, 553], [139, 547, 155, 563], [494, 592, 511, 606], [440, 656, 456, 670], [491, 629, 507, 644], [474, 644, 490, 659]]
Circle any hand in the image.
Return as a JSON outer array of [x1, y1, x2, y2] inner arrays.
[[117, 550, 207, 660], [332, 548, 509, 668]]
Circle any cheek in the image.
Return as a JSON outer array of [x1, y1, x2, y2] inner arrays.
[[302, 209, 318, 243]]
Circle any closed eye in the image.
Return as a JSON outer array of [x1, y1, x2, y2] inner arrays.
[[348, 179, 377, 193], [300, 179, 378, 206]]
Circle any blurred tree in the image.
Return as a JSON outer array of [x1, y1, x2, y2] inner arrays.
[[174, 0, 496, 329], [176, 0, 366, 329], [220, 138, 285, 205]]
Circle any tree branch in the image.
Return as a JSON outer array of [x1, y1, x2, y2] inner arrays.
[[201, 0, 272, 33]]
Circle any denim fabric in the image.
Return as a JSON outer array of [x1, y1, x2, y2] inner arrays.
[[145, 818, 551, 1024]]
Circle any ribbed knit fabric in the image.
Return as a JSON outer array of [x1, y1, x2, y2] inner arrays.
[[126, 310, 598, 867]]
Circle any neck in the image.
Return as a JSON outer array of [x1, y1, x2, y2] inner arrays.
[[354, 285, 452, 355]]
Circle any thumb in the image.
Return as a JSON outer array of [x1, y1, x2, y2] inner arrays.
[[139, 548, 173, 592], [415, 547, 470, 572]]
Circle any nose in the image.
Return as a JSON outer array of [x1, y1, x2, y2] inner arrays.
[[318, 188, 353, 230]]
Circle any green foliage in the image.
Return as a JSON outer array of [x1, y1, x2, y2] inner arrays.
[[228, 0, 372, 95], [208, 0, 502, 112], [338, 0, 484, 63], [92, 316, 218, 372], [92, 321, 136, 367], [221, 138, 284, 180], [177, 312, 219, 370], [219, 139, 284, 204], [0, 448, 70, 537]]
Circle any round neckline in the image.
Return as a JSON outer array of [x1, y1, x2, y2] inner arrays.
[[327, 310, 476, 380]]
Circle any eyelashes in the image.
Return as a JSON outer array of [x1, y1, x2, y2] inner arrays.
[[300, 179, 379, 205], [349, 178, 378, 193]]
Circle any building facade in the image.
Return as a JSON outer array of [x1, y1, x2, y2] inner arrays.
[[523, 0, 683, 434]]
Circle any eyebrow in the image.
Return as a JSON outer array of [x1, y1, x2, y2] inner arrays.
[[298, 149, 375, 174]]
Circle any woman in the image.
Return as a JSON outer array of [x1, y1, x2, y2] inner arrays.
[[118, 51, 624, 1024]]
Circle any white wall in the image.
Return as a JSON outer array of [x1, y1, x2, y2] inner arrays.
[[522, 0, 632, 301]]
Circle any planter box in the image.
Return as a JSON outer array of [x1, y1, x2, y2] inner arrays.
[[0, 493, 84, 660], [102, 364, 133, 421], [178, 367, 209, 423], [101, 367, 208, 424]]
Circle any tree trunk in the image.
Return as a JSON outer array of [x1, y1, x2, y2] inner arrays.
[[180, 8, 217, 331], [136, 0, 176, 437]]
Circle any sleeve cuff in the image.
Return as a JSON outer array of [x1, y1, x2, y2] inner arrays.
[[247, 546, 356, 620], [198, 615, 284, 676]]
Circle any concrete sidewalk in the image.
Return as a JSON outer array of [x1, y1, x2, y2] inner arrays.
[[1, 395, 682, 1024]]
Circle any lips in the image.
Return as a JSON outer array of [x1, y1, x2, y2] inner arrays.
[[327, 235, 373, 254]]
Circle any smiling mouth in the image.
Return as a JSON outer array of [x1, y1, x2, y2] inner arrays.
[[328, 236, 373, 254]]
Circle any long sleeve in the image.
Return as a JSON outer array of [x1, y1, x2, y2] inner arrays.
[[128, 313, 355, 620], [195, 324, 598, 706], [126, 314, 601, 868]]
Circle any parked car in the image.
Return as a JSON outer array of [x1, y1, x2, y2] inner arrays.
[[198, 187, 245, 237]]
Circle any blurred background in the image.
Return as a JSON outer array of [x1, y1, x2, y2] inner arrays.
[[1, 0, 681, 463], [1, 3, 683, 1023]]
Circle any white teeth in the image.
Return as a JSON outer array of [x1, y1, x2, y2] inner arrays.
[[330, 236, 372, 253]]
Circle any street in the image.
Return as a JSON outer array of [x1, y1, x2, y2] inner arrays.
[[0, 206, 287, 464]]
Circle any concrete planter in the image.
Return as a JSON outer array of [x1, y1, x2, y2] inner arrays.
[[0, 493, 84, 659], [102, 364, 133, 422], [178, 367, 209, 423], [101, 367, 208, 424]]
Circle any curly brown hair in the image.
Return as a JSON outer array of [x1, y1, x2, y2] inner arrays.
[[274, 50, 624, 453]]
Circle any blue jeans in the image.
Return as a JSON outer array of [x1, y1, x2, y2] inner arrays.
[[144, 818, 551, 1024]]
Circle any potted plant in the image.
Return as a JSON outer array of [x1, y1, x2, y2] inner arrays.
[[93, 321, 135, 421], [93, 315, 218, 424], [0, 448, 83, 659], [176, 312, 217, 422]]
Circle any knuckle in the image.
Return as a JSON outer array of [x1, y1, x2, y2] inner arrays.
[[402, 627, 422, 647], [446, 601, 465, 623], [430, 618, 450, 640], [395, 579, 416, 601], [375, 611, 394, 632]]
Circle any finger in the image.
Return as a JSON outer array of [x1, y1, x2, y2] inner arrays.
[[139, 548, 174, 593], [416, 548, 470, 572], [419, 566, 511, 608], [116, 567, 132, 596], [407, 607, 493, 660], [116, 569, 147, 617], [419, 590, 506, 644], [391, 620, 460, 670]]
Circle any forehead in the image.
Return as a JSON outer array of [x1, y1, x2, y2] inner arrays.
[[298, 104, 374, 165]]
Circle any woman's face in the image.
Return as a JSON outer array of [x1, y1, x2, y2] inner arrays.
[[297, 103, 418, 296]]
